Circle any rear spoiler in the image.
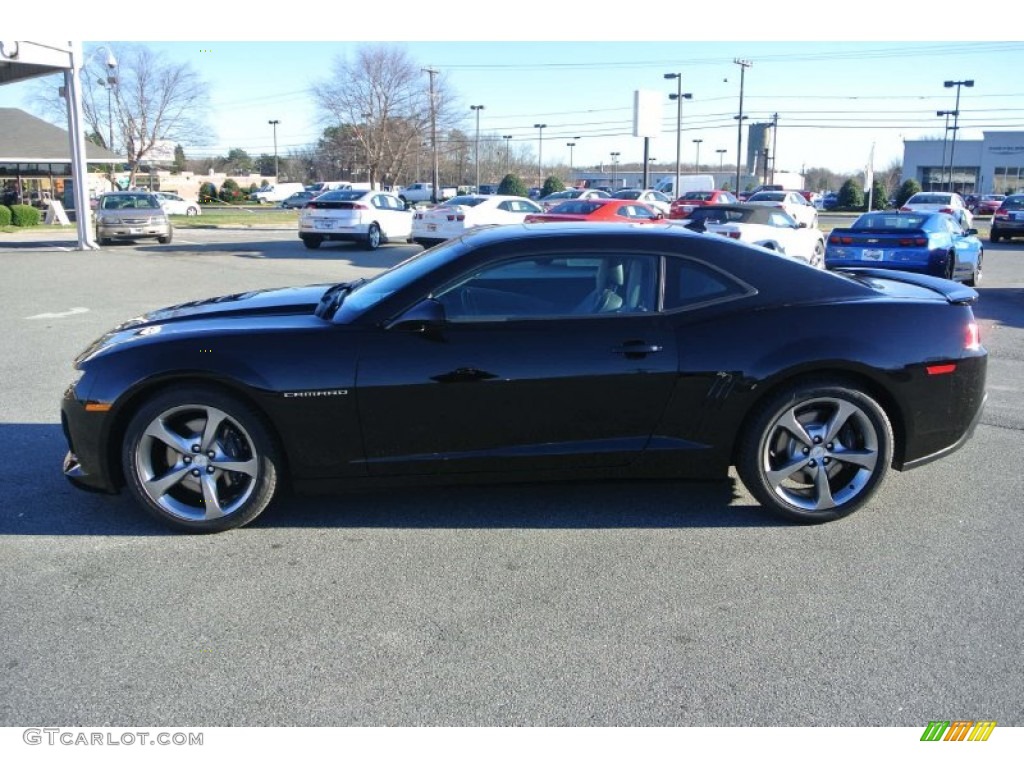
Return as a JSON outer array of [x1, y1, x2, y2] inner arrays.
[[833, 267, 979, 305]]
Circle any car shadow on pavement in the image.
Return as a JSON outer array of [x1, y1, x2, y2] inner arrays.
[[135, 238, 419, 270], [974, 287, 1024, 331], [1, 423, 782, 536]]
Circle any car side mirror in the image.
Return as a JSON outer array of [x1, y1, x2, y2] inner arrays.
[[966, 228, 978, 236], [797, 222, 807, 228], [386, 298, 446, 332]]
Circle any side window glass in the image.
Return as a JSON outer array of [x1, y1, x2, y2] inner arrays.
[[664, 256, 749, 310], [434, 254, 658, 321]]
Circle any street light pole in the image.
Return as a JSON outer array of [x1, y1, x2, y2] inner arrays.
[[692, 138, 703, 174], [664, 73, 691, 198], [90, 46, 119, 189], [567, 138, 579, 184], [268, 119, 280, 180], [716, 148, 726, 180], [470, 105, 484, 192], [936, 110, 955, 190], [423, 67, 440, 203], [944, 79, 974, 193], [502, 135, 513, 175], [734, 58, 752, 196], [610, 151, 620, 188], [534, 123, 547, 187]]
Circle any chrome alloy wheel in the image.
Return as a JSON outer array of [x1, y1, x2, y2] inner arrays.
[[759, 396, 880, 512], [133, 404, 260, 522]]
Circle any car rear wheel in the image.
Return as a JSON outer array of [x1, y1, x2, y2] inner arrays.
[[122, 387, 280, 533], [301, 235, 322, 249], [736, 380, 893, 524], [966, 251, 983, 287], [365, 223, 382, 250], [944, 252, 955, 280], [186, 207, 198, 216], [990, 228, 1001, 243]]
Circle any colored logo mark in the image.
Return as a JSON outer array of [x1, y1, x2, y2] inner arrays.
[[920, 720, 997, 742]]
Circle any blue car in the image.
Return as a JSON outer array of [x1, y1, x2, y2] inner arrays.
[[825, 210, 982, 286]]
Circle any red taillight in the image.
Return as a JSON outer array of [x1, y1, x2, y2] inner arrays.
[[899, 206, 911, 212], [926, 364, 957, 375], [939, 207, 954, 214], [995, 208, 1009, 220], [965, 322, 981, 352], [897, 237, 927, 246], [726, 231, 742, 239], [352, 203, 368, 210], [446, 214, 465, 221], [828, 235, 852, 245]]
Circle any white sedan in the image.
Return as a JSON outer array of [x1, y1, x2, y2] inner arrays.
[[153, 191, 201, 216], [744, 190, 818, 228], [681, 203, 826, 268], [411, 195, 543, 245], [900, 191, 973, 228], [610, 189, 673, 215], [298, 189, 411, 250]]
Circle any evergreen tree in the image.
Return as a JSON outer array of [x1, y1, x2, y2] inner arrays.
[[540, 175, 565, 198], [838, 178, 864, 210], [497, 173, 528, 197], [894, 179, 922, 209]]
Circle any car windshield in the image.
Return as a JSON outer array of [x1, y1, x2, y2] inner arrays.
[[749, 192, 785, 201], [1002, 196, 1024, 211], [853, 213, 929, 229], [101, 194, 160, 210], [908, 194, 951, 205], [548, 200, 605, 215], [318, 190, 367, 202], [333, 239, 466, 321], [681, 192, 714, 201], [612, 191, 642, 200], [689, 207, 755, 224], [442, 196, 486, 207]]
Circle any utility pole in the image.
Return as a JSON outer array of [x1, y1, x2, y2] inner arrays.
[[470, 105, 484, 192], [944, 79, 974, 193], [268, 120, 280, 180], [770, 113, 779, 185], [423, 67, 439, 203], [734, 59, 752, 196]]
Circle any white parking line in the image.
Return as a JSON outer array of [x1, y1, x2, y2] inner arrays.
[[25, 307, 90, 319]]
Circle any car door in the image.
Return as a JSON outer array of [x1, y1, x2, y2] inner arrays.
[[946, 213, 978, 279], [355, 251, 678, 476]]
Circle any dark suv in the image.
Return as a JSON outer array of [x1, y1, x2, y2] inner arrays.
[[990, 194, 1024, 243]]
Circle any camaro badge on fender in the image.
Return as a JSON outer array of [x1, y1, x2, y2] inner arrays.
[[282, 390, 349, 398]]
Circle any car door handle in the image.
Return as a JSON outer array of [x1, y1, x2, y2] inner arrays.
[[613, 341, 663, 359]]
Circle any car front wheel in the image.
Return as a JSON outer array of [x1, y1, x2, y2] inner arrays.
[[736, 380, 893, 524], [122, 387, 280, 533]]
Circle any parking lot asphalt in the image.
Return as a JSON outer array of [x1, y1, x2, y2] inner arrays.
[[1, 228, 1022, 727]]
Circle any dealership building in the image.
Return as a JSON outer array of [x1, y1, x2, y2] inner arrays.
[[902, 130, 1024, 195]]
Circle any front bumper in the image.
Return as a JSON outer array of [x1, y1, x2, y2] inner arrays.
[[61, 389, 120, 494]]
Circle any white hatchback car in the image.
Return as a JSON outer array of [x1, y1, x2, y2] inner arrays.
[[900, 191, 973, 228], [610, 189, 673, 215], [681, 203, 826, 268], [299, 189, 412, 250], [153, 191, 201, 216], [411, 195, 543, 246], [744, 190, 818, 228]]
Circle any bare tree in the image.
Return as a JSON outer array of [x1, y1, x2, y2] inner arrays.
[[310, 44, 459, 189], [33, 44, 212, 187]]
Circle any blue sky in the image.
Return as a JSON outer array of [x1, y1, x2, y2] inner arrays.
[[6, 13, 1022, 177]]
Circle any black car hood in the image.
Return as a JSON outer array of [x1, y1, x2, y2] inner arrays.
[[114, 284, 332, 330]]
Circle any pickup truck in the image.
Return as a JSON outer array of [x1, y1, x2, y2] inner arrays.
[[398, 182, 457, 204]]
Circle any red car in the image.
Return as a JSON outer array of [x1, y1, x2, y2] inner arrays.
[[524, 199, 663, 223], [669, 190, 740, 219], [972, 194, 1006, 215]]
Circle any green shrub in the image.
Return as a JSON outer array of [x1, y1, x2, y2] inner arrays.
[[219, 178, 243, 203], [838, 178, 864, 210], [497, 173, 528, 197], [199, 182, 217, 203], [0, 205, 11, 226], [540, 176, 565, 198], [894, 179, 921, 209], [867, 179, 889, 210], [10, 204, 41, 226]]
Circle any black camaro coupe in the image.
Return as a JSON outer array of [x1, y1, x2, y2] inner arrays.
[[62, 223, 987, 533]]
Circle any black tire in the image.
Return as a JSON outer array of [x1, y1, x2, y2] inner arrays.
[[944, 252, 955, 280], [121, 386, 280, 533], [157, 230, 172, 245], [736, 379, 893, 524], [365, 222, 382, 250], [301, 235, 323, 250], [990, 228, 1001, 244], [811, 239, 825, 268], [966, 251, 982, 287], [186, 207, 198, 216]]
